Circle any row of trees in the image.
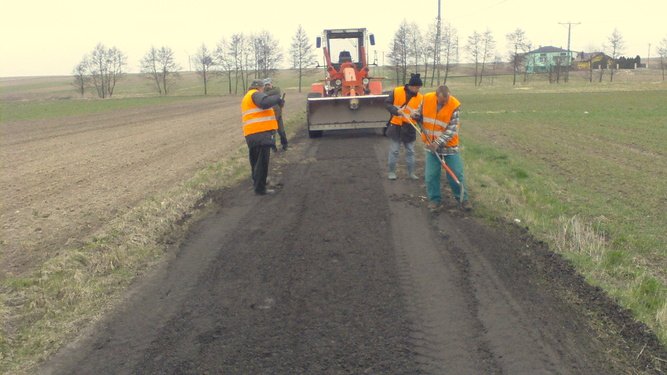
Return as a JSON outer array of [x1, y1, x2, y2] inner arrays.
[[74, 28, 667, 97], [388, 21, 667, 86], [73, 26, 317, 97]]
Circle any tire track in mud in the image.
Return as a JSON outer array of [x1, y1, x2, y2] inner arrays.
[[374, 140, 630, 374], [377, 146, 501, 374]]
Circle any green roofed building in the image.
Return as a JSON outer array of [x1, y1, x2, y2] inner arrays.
[[524, 46, 573, 73]]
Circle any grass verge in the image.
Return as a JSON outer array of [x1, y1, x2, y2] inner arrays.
[[0, 111, 306, 374], [459, 87, 667, 347]]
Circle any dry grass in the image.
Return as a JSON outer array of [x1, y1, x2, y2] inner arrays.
[[553, 215, 607, 263]]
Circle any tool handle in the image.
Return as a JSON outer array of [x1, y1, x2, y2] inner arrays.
[[399, 111, 461, 186]]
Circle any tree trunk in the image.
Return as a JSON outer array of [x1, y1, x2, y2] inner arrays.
[[298, 65, 303, 93], [228, 71, 232, 94], [162, 69, 168, 95], [444, 61, 450, 84]]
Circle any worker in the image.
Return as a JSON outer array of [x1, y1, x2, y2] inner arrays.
[[263, 78, 288, 151], [420, 85, 471, 211], [241, 79, 284, 195], [384, 73, 424, 180]]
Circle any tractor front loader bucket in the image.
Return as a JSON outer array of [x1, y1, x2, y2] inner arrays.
[[307, 94, 389, 138]]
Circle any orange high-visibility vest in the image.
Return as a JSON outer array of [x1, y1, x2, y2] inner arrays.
[[421, 93, 461, 147], [241, 89, 278, 136], [390, 86, 423, 126]]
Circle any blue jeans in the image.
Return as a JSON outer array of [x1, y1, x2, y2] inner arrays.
[[388, 138, 415, 174], [424, 151, 468, 203]]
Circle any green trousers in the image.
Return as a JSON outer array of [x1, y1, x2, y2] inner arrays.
[[424, 151, 468, 203]]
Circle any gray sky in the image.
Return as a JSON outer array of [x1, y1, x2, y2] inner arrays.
[[1, 0, 665, 77]]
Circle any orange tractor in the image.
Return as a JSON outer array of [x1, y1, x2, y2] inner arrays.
[[307, 28, 389, 138]]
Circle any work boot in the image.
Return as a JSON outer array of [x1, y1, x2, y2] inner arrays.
[[256, 189, 276, 195], [427, 201, 441, 213], [408, 172, 419, 180], [388, 171, 397, 180], [460, 200, 473, 211], [282, 144, 289, 151]]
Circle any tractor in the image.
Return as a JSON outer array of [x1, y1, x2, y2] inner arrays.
[[307, 28, 389, 138]]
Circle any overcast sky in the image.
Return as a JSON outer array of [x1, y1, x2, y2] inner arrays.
[[1, 0, 665, 77]]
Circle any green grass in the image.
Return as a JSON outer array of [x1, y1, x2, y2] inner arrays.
[[457, 84, 667, 344]]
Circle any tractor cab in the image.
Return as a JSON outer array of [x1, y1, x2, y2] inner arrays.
[[307, 27, 387, 138], [315, 28, 379, 97]]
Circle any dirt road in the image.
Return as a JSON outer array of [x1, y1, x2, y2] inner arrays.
[[41, 131, 666, 374]]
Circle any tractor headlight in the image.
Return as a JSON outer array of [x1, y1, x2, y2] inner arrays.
[[362, 78, 370, 85], [335, 79, 342, 87]]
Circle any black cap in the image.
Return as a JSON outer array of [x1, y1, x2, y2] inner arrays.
[[408, 73, 423, 86]]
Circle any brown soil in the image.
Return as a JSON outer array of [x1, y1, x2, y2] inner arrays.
[[0, 95, 303, 278], [40, 129, 666, 374]]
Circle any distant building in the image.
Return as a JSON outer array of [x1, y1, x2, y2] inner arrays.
[[524, 46, 574, 73], [573, 52, 613, 70]]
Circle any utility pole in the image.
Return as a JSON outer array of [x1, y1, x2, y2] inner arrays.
[[647, 43, 651, 68], [559, 21, 580, 82], [434, 0, 442, 86]]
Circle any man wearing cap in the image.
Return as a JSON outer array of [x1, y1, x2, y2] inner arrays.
[[241, 79, 284, 195], [263, 78, 288, 151], [384, 73, 424, 180]]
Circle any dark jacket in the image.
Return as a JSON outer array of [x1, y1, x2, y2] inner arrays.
[[245, 90, 282, 148], [264, 86, 283, 118], [384, 85, 418, 143]]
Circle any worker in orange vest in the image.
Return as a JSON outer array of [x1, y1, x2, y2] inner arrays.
[[384, 73, 424, 180], [420, 85, 471, 211], [241, 79, 284, 195]]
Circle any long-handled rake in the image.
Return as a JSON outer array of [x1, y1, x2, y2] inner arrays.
[[398, 110, 465, 206]]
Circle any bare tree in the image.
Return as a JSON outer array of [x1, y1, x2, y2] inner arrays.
[[441, 23, 458, 84], [156, 47, 180, 95], [479, 30, 496, 85], [607, 29, 625, 82], [254, 31, 283, 78], [425, 21, 443, 86], [289, 25, 317, 93], [524, 42, 533, 82], [229, 33, 246, 93], [72, 58, 88, 97], [407, 22, 423, 75], [87, 43, 127, 98], [388, 20, 410, 85], [658, 36, 667, 81], [244, 35, 257, 88], [106, 47, 126, 97], [506, 28, 530, 85], [466, 31, 482, 86], [141, 47, 163, 94], [214, 38, 235, 94], [194, 43, 214, 95]]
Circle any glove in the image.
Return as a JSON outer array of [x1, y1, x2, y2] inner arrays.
[[278, 98, 285, 107]]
